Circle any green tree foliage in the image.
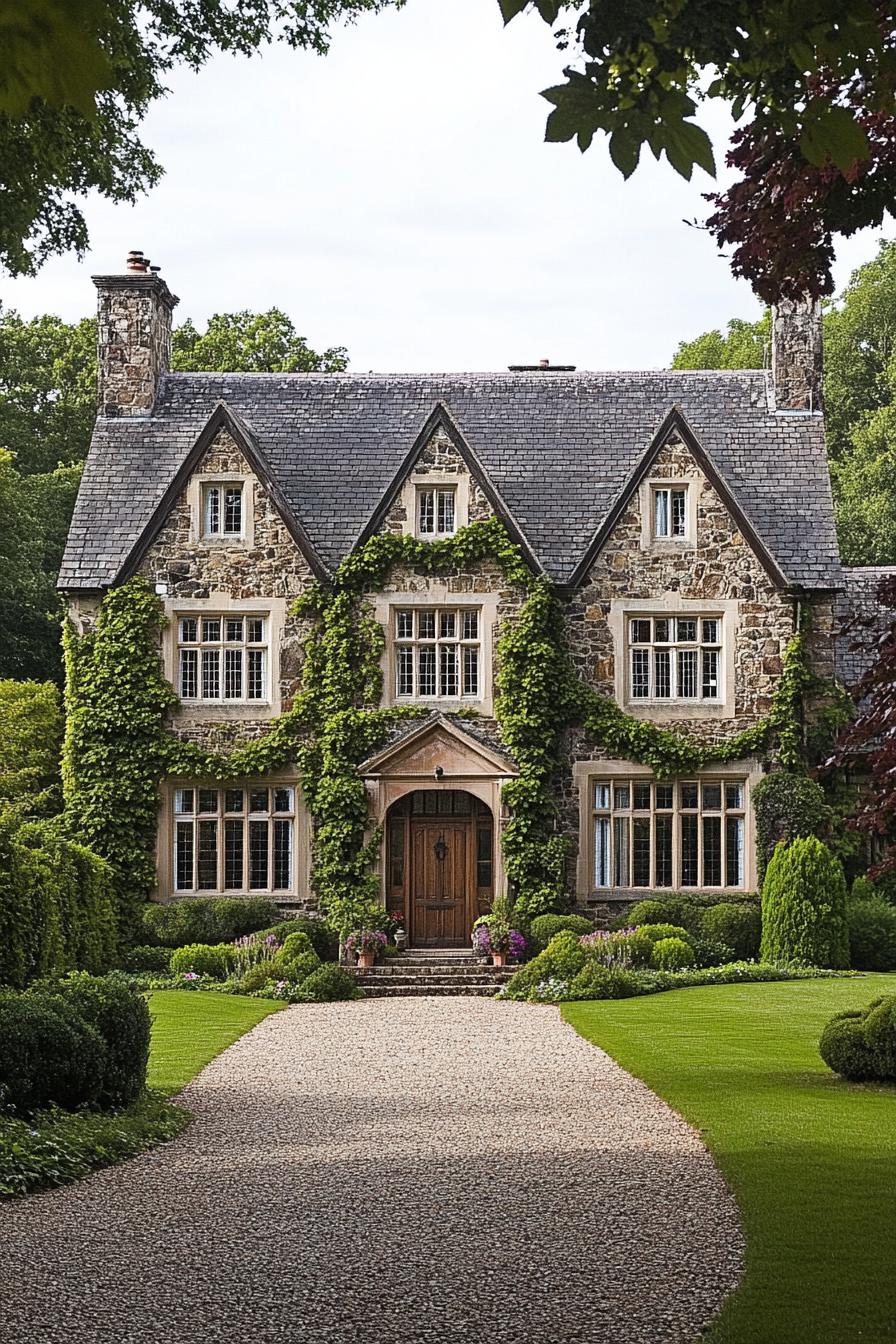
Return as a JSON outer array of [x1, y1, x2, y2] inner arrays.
[[752, 771, 831, 882], [0, 1, 404, 276], [0, 680, 63, 815], [501, 2, 896, 299], [173, 309, 347, 374], [760, 836, 850, 968], [0, 309, 96, 474], [672, 314, 770, 372]]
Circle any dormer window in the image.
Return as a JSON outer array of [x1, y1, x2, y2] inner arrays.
[[417, 487, 456, 538], [202, 482, 243, 537], [652, 486, 687, 539]]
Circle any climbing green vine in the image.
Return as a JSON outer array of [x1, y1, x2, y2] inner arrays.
[[62, 516, 847, 938]]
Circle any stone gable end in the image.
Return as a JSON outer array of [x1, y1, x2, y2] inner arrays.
[[136, 427, 318, 747], [380, 425, 493, 535], [566, 432, 796, 740]]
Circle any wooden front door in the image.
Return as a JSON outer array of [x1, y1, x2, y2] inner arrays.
[[411, 820, 470, 948]]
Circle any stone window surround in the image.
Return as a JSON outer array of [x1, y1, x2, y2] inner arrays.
[[156, 767, 311, 902], [609, 595, 739, 721], [573, 756, 764, 900], [187, 472, 255, 547], [373, 588, 499, 715], [162, 594, 288, 719], [639, 476, 702, 552], [397, 472, 470, 539]]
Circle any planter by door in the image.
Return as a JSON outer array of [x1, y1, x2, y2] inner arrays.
[[357, 951, 375, 969]]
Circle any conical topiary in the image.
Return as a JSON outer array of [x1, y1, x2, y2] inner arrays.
[[760, 836, 849, 968]]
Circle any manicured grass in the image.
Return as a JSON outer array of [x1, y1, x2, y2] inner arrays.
[[147, 989, 283, 1094], [564, 976, 896, 1344]]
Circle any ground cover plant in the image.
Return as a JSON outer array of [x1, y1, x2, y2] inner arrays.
[[564, 975, 896, 1344], [0, 986, 280, 1198]]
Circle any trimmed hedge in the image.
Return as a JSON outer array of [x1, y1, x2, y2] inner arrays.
[[847, 897, 896, 971], [0, 816, 117, 989], [636, 923, 694, 947], [42, 973, 150, 1107], [761, 837, 850, 968], [610, 893, 760, 936], [169, 943, 238, 979], [819, 995, 896, 1082], [141, 898, 280, 949], [294, 964, 360, 1002], [509, 958, 842, 1003], [120, 945, 172, 974], [0, 991, 105, 1113], [700, 902, 762, 961], [651, 936, 694, 970], [528, 914, 594, 953]]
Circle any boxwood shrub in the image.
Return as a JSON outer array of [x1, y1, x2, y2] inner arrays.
[[120, 945, 172, 974], [294, 964, 360, 1002], [0, 992, 106, 1113], [528, 914, 594, 953], [43, 973, 150, 1107], [700, 902, 762, 961], [819, 995, 896, 1082], [846, 897, 896, 971], [141, 898, 280, 949], [651, 936, 695, 970]]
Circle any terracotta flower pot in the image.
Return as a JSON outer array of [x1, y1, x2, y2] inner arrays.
[[491, 951, 506, 967], [357, 950, 375, 969]]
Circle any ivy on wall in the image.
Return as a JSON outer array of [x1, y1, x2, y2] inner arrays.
[[61, 517, 846, 936]]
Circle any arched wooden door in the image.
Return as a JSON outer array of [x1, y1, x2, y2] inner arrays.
[[385, 791, 494, 948]]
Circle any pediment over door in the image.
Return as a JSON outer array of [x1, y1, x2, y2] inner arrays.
[[359, 714, 516, 780]]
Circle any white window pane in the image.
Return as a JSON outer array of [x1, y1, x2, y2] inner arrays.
[[631, 618, 651, 643], [247, 649, 265, 700], [438, 490, 456, 533], [676, 618, 697, 642], [202, 618, 221, 643], [702, 618, 720, 644], [440, 611, 456, 638], [396, 610, 413, 639], [202, 650, 220, 699], [224, 487, 242, 534], [613, 816, 630, 885], [594, 817, 611, 887], [594, 782, 610, 809], [175, 822, 194, 890], [247, 617, 265, 643], [248, 820, 268, 889], [418, 611, 436, 639], [418, 491, 434, 534], [463, 646, 479, 696], [273, 787, 294, 813], [654, 649, 671, 697], [197, 819, 218, 889], [654, 618, 670, 643], [671, 489, 687, 536], [631, 648, 650, 698], [725, 782, 744, 810], [180, 649, 198, 699], [179, 617, 197, 643], [174, 788, 194, 815], [702, 647, 720, 699], [678, 649, 698, 698], [225, 618, 243, 642], [273, 819, 292, 890], [224, 649, 243, 699], [204, 487, 220, 535], [397, 647, 414, 696], [613, 785, 630, 810], [440, 644, 458, 696], [726, 816, 745, 887], [463, 610, 478, 639], [419, 647, 437, 696], [654, 489, 669, 537]]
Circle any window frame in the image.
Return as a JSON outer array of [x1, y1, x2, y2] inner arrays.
[[171, 783, 297, 895], [590, 775, 748, 893], [200, 480, 245, 539], [627, 614, 723, 704], [416, 485, 458, 539], [393, 604, 482, 702], [176, 612, 269, 705], [651, 485, 688, 540]]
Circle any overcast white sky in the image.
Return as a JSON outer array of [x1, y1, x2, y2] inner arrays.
[[2, 0, 893, 371]]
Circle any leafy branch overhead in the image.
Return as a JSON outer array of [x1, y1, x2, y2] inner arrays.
[[500, 0, 896, 300]]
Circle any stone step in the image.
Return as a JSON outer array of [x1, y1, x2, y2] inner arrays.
[[354, 974, 511, 989], [359, 963, 514, 978], [359, 983, 501, 998]]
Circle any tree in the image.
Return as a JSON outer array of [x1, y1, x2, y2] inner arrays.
[[0, 0, 404, 276], [0, 679, 63, 816], [670, 240, 896, 563], [760, 835, 849, 968], [830, 573, 896, 873], [0, 309, 96, 474], [500, 1, 896, 300], [173, 310, 347, 373]]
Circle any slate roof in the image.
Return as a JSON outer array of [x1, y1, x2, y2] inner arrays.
[[834, 566, 896, 687], [59, 369, 842, 591]]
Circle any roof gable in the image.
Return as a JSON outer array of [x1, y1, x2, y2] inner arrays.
[[115, 403, 328, 584], [568, 407, 789, 589], [359, 714, 516, 777], [356, 402, 542, 573]]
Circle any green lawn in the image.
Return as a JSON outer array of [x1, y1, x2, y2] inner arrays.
[[147, 989, 283, 1093], [564, 975, 896, 1344]]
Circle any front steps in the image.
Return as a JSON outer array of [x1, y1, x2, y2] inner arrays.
[[352, 950, 516, 998]]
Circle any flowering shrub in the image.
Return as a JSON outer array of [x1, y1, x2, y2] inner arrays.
[[472, 925, 526, 959], [579, 927, 654, 970], [231, 933, 281, 973], [505, 957, 849, 1003], [345, 929, 388, 957]]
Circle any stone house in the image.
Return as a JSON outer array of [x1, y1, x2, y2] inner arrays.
[[60, 256, 852, 945]]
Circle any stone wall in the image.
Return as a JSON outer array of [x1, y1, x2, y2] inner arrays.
[[136, 429, 317, 748], [381, 427, 493, 534], [772, 296, 824, 412], [93, 275, 177, 416]]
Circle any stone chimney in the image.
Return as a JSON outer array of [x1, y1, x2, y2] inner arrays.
[[92, 251, 179, 416], [771, 295, 823, 412]]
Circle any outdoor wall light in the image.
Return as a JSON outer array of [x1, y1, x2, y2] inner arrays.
[[434, 765, 444, 779]]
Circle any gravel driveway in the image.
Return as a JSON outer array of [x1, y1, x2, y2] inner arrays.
[[0, 998, 742, 1344]]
